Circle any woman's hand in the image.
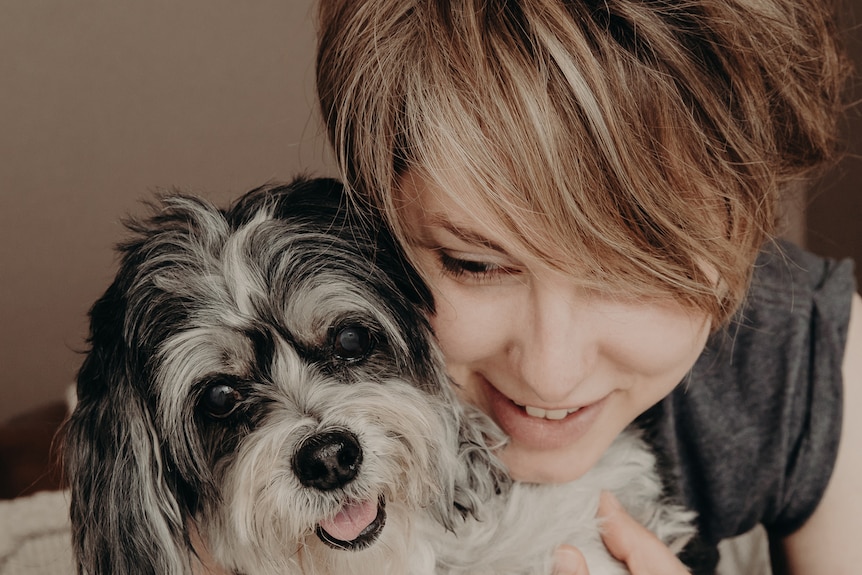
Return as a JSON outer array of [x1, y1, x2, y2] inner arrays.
[[553, 492, 690, 575]]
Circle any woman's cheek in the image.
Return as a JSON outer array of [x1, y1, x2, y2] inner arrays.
[[429, 282, 508, 362]]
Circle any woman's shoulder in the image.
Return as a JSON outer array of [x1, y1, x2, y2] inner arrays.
[[745, 239, 856, 316], [700, 240, 855, 396], [641, 241, 856, 545], [715, 239, 856, 377]]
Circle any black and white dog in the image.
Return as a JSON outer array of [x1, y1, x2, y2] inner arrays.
[[65, 178, 696, 574]]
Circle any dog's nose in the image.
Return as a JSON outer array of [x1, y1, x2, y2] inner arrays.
[[293, 430, 363, 491]]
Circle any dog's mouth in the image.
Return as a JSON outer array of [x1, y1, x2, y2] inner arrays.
[[315, 496, 386, 551]]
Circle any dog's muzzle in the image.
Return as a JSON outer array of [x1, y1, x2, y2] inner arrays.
[[293, 430, 387, 550]]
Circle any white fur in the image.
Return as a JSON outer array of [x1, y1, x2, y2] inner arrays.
[[417, 429, 696, 575], [66, 180, 697, 575]]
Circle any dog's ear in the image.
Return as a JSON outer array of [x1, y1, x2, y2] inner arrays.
[[430, 399, 512, 531], [64, 282, 193, 575]]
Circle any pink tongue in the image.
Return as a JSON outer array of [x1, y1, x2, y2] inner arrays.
[[318, 500, 378, 542]]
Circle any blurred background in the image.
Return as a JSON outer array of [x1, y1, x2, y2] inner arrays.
[[0, 1, 332, 427], [1, 0, 860, 428]]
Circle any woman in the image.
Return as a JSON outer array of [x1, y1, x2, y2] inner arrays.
[[315, 0, 862, 573]]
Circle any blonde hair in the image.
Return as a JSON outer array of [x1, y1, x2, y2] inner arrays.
[[316, 0, 850, 325]]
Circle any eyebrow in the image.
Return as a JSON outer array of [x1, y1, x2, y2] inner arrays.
[[425, 214, 511, 255]]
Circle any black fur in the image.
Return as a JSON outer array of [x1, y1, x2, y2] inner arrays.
[[63, 177, 505, 574]]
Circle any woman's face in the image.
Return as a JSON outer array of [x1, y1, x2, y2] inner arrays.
[[399, 170, 712, 483]]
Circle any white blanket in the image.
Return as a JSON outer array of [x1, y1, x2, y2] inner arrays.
[[0, 489, 768, 574], [0, 490, 73, 575]]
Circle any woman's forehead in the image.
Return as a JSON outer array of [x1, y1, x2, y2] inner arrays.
[[398, 168, 572, 267], [398, 169, 504, 234]]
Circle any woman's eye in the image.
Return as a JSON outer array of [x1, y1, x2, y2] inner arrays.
[[437, 251, 509, 281], [199, 379, 242, 419], [333, 325, 373, 361]]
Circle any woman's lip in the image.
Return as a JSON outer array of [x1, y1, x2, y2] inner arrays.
[[480, 377, 607, 450]]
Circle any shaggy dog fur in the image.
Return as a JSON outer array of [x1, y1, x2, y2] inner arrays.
[[65, 178, 697, 574]]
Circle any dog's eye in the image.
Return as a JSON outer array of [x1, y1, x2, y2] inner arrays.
[[333, 325, 373, 361], [200, 380, 242, 418]]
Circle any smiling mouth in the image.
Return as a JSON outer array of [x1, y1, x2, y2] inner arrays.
[[478, 374, 608, 449], [315, 497, 386, 551], [513, 402, 583, 420]]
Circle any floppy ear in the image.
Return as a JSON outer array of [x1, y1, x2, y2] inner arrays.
[[63, 282, 192, 575], [428, 392, 512, 531], [452, 402, 512, 517]]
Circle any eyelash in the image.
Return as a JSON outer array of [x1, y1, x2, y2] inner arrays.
[[437, 251, 509, 281]]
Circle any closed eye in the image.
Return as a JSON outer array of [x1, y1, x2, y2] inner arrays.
[[436, 250, 519, 283]]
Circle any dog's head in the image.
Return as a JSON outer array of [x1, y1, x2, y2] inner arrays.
[[64, 177, 506, 574]]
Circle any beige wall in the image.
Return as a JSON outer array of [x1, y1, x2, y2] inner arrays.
[[0, 1, 333, 421], [1, 1, 860, 423]]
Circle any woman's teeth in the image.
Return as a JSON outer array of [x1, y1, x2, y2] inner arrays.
[[519, 404, 581, 420]]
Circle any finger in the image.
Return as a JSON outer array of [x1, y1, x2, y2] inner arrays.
[[553, 544, 589, 575], [598, 491, 689, 575]]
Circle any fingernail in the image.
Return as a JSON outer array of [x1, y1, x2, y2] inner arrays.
[[553, 547, 583, 575], [600, 490, 622, 512]]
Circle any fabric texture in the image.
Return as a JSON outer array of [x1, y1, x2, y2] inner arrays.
[[0, 490, 73, 575], [640, 240, 856, 571], [716, 526, 772, 575], [0, 490, 773, 575]]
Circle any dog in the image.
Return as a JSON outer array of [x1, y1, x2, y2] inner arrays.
[[64, 177, 698, 574]]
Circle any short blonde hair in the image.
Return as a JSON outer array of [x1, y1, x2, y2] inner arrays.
[[316, 0, 849, 325]]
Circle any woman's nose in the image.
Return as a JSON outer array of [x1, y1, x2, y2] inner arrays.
[[509, 277, 598, 404]]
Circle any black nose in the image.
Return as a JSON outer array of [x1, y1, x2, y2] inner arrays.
[[293, 430, 363, 491]]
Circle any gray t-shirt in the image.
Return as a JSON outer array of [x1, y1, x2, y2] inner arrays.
[[638, 240, 856, 569]]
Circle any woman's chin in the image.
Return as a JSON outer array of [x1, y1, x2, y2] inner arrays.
[[499, 443, 597, 484]]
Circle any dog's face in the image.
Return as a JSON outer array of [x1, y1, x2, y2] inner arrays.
[[65, 178, 503, 574]]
